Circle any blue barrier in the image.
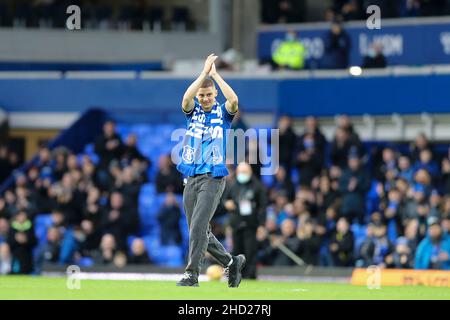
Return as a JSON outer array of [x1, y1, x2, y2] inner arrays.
[[0, 61, 164, 72], [278, 74, 450, 117], [1, 73, 450, 118]]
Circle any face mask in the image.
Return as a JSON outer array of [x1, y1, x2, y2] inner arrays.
[[368, 48, 376, 58], [237, 173, 251, 184]]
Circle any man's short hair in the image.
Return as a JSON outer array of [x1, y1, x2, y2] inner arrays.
[[200, 78, 215, 89]]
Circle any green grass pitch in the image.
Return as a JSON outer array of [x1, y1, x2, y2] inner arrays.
[[0, 276, 449, 300]]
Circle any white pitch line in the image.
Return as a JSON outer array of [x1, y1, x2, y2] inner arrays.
[[43, 272, 209, 282]]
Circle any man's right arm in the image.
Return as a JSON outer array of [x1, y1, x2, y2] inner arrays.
[[181, 54, 217, 113], [181, 71, 208, 113]]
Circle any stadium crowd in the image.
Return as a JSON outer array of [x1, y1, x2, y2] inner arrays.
[[0, 0, 192, 31], [1, 116, 450, 275], [261, 0, 450, 24], [2, 0, 450, 30], [257, 115, 450, 270], [0, 121, 160, 274]]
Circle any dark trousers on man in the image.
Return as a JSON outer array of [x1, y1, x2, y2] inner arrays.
[[183, 173, 232, 276]]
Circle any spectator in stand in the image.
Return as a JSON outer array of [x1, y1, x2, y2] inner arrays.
[[296, 218, 321, 265], [357, 223, 376, 267], [269, 219, 299, 266], [128, 238, 151, 264], [49, 172, 82, 227], [157, 192, 182, 246], [399, 0, 421, 17], [100, 191, 139, 251], [8, 150, 20, 173], [362, 43, 387, 69], [429, 189, 442, 218], [0, 243, 11, 274], [386, 236, 415, 269], [442, 216, 450, 235], [122, 133, 144, 163], [415, 217, 450, 270], [155, 154, 183, 194], [341, 0, 363, 20], [381, 187, 405, 237], [441, 147, 450, 194], [339, 153, 370, 224], [330, 127, 364, 169], [94, 233, 117, 265], [329, 217, 354, 266], [374, 147, 398, 183], [401, 183, 428, 221], [413, 148, 439, 181], [7, 211, 36, 274], [277, 115, 297, 177], [51, 146, 70, 182], [338, 115, 361, 145], [371, 223, 395, 267], [439, 196, 450, 222], [0, 145, 13, 183], [115, 166, 142, 209], [322, 21, 351, 69], [0, 197, 10, 221], [316, 174, 340, 215], [0, 215, 11, 273], [269, 166, 296, 202], [410, 133, 432, 163], [398, 155, 414, 184], [36, 146, 52, 170], [295, 116, 327, 186], [35, 226, 61, 271], [275, 0, 303, 24], [94, 121, 124, 190], [316, 205, 339, 266], [328, 0, 363, 21], [79, 186, 103, 256]]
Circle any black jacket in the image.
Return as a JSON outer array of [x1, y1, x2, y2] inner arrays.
[[223, 177, 267, 229], [94, 133, 124, 169]]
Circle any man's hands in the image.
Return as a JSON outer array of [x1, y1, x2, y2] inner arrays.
[[183, 53, 238, 114], [209, 62, 217, 77], [202, 54, 218, 76], [182, 53, 218, 112]]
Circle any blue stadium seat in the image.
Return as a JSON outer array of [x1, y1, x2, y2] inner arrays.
[[83, 143, 95, 155], [291, 168, 299, 185], [115, 124, 130, 140], [351, 223, 367, 257], [261, 174, 274, 187], [82, 143, 100, 164]]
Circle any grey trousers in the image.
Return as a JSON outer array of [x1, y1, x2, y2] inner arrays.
[[183, 173, 232, 276]]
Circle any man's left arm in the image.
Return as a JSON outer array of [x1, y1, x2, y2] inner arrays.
[[210, 64, 239, 114]]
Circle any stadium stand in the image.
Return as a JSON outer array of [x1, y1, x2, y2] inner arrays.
[[1, 2, 450, 277]]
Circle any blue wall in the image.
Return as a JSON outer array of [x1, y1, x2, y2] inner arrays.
[[278, 74, 450, 116], [0, 78, 277, 113], [1, 74, 449, 118]]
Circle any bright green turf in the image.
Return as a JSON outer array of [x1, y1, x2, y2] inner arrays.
[[0, 276, 449, 300]]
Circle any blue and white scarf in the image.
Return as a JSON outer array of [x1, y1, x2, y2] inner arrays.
[[176, 101, 234, 177]]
